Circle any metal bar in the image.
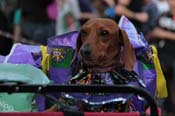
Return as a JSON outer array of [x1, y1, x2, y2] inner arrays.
[[0, 30, 39, 45], [0, 84, 158, 116]]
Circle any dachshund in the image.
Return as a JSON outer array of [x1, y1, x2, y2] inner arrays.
[[46, 18, 138, 112], [72, 18, 136, 73]]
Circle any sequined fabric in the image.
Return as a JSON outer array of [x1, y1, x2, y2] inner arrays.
[[62, 67, 145, 112]]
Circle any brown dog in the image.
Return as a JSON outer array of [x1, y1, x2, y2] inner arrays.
[[72, 18, 136, 72], [46, 18, 136, 112]]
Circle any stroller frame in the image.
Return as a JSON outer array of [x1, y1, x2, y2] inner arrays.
[[0, 84, 158, 116]]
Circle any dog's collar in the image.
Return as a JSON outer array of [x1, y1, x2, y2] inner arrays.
[[70, 66, 145, 86]]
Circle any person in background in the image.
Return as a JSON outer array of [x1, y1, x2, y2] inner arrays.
[[0, 8, 13, 56], [0, 0, 17, 31], [147, 0, 175, 115], [140, 0, 160, 36], [56, 0, 81, 35], [153, 0, 169, 14], [78, 0, 97, 25], [14, 0, 55, 45], [103, 0, 159, 35], [56, 0, 96, 35], [104, 0, 146, 31]]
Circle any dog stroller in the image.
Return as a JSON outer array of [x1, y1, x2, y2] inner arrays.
[[0, 16, 164, 116], [0, 79, 160, 116], [0, 39, 161, 116], [0, 62, 160, 116]]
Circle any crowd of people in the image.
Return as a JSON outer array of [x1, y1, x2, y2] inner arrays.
[[0, 0, 175, 115]]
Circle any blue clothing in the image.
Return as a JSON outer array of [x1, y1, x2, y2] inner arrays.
[[78, 0, 94, 12]]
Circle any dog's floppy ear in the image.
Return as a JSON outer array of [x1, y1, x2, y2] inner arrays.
[[119, 29, 136, 71], [71, 32, 82, 64]]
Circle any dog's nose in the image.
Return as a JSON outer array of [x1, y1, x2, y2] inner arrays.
[[80, 44, 91, 58]]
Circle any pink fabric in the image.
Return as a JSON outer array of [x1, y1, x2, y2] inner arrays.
[[47, 0, 58, 20]]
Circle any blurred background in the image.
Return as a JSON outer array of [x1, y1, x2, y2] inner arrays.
[[0, 0, 174, 115]]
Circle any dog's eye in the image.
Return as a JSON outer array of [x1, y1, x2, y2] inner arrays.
[[81, 29, 88, 36], [100, 30, 109, 36]]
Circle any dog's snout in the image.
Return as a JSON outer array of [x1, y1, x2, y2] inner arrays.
[[80, 44, 91, 58]]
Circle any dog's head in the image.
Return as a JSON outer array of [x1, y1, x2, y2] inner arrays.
[[72, 18, 136, 71]]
